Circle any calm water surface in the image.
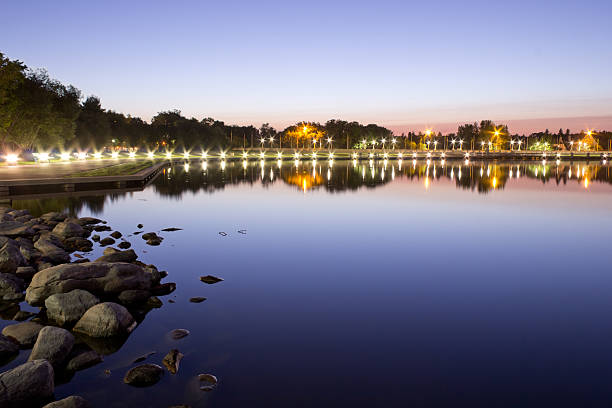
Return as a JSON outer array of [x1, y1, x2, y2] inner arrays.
[[4, 159, 612, 407]]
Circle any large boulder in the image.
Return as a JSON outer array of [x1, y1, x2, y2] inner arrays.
[[94, 249, 137, 263], [0, 240, 25, 274], [28, 326, 74, 367], [73, 302, 136, 338], [52, 221, 86, 239], [0, 221, 34, 237], [44, 289, 100, 327], [0, 274, 24, 301], [34, 232, 70, 264], [43, 396, 91, 408], [0, 360, 54, 407], [25, 262, 153, 306], [1, 321, 44, 348]]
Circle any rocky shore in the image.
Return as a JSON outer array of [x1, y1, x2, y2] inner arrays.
[[0, 207, 210, 407]]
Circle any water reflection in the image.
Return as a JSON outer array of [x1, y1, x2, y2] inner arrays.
[[9, 160, 612, 216]]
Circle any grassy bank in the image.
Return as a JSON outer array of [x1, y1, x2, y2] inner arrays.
[[67, 160, 155, 177]]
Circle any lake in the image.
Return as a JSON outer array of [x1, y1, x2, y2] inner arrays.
[[3, 158, 612, 407]]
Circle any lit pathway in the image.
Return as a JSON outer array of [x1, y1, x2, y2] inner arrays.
[[0, 159, 141, 181]]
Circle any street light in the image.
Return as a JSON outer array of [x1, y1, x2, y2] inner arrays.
[[381, 138, 386, 149], [459, 139, 464, 150], [426, 140, 431, 150], [451, 139, 456, 149], [510, 140, 515, 150], [433, 140, 438, 150], [517, 140, 522, 151], [327, 137, 333, 148], [391, 138, 397, 149]]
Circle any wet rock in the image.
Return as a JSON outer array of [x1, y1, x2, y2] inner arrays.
[[73, 302, 136, 338], [168, 405, 191, 408], [137, 224, 143, 229], [66, 350, 103, 372], [1, 321, 44, 348], [63, 237, 93, 252], [117, 241, 131, 249], [45, 289, 100, 327], [36, 260, 55, 271], [26, 262, 153, 306], [0, 273, 24, 301], [99, 237, 115, 246], [152, 282, 176, 296], [15, 266, 36, 280], [19, 244, 41, 264], [34, 232, 70, 264], [41, 212, 67, 223], [161, 228, 182, 232], [72, 258, 90, 264], [198, 373, 218, 391], [146, 296, 163, 308], [0, 360, 54, 407], [91, 234, 100, 242], [77, 217, 102, 226], [117, 289, 150, 306], [43, 395, 91, 408], [0, 240, 25, 273], [52, 221, 86, 239], [0, 334, 18, 362], [0, 221, 34, 237], [13, 310, 35, 321], [189, 297, 206, 303], [110, 231, 122, 239], [200, 275, 223, 284], [0, 301, 20, 320], [141, 232, 157, 240], [132, 351, 156, 364], [93, 225, 111, 232], [94, 249, 137, 263], [146, 237, 162, 246], [162, 349, 183, 374], [29, 326, 75, 367], [169, 329, 190, 340], [123, 364, 164, 387]]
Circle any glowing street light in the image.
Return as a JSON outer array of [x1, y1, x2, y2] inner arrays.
[[517, 140, 522, 151], [381, 138, 386, 149], [327, 137, 333, 148], [510, 140, 515, 150], [92, 152, 102, 160], [391, 138, 397, 149], [111, 151, 119, 159], [242, 151, 248, 159], [183, 152, 190, 159], [433, 140, 438, 150], [77, 152, 87, 160], [459, 139, 464, 150], [129, 151, 136, 159], [426, 140, 431, 150], [5, 154, 18, 164], [147, 152, 155, 159], [220, 151, 226, 159], [480, 141, 485, 150], [202, 151, 208, 159], [165, 151, 172, 159], [269, 136, 275, 147], [60, 152, 71, 161], [451, 139, 456, 149], [38, 152, 50, 162]]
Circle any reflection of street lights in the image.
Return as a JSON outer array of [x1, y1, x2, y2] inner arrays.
[[481, 141, 485, 151], [260, 138, 266, 148]]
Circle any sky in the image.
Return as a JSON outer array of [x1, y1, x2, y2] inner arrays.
[[2, 0, 611, 133]]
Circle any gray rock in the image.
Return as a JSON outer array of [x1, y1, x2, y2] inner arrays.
[[62, 237, 93, 252], [99, 237, 115, 246], [34, 232, 70, 264], [73, 302, 136, 338], [123, 364, 164, 386], [1, 321, 44, 348], [118, 289, 150, 305], [0, 240, 25, 273], [169, 329, 190, 340], [45, 289, 100, 327], [65, 350, 103, 372], [0, 273, 24, 301], [25, 262, 153, 306], [94, 249, 137, 263], [198, 373, 218, 391], [0, 221, 34, 237], [0, 334, 18, 361], [28, 326, 74, 367], [15, 266, 36, 281], [0, 360, 54, 407], [93, 225, 111, 232], [162, 349, 183, 374], [12, 310, 36, 321], [40, 212, 67, 222], [43, 395, 91, 408], [152, 282, 175, 296], [77, 217, 102, 226], [52, 221, 86, 239]]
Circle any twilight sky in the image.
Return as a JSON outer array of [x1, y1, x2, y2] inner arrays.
[[2, 0, 611, 133]]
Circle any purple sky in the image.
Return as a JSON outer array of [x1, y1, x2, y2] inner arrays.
[[2, 0, 611, 133]]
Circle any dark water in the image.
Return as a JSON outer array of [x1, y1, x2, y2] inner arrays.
[[3, 159, 612, 407]]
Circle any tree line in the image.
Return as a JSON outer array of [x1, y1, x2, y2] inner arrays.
[[1, 52, 609, 153]]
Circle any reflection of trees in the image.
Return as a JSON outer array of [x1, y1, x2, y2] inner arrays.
[[9, 160, 612, 214]]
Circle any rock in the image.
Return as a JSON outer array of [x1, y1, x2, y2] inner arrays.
[[62, 237, 93, 252], [34, 232, 70, 264], [118, 289, 150, 305], [0, 302, 20, 320], [117, 241, 131, 249], [41, 212, 67, 222], [161, 228, 182, 232], [91, 234, 100, 242], [99, 237, 115, 246], [0, 273, 24, 301], [132, 351, 156, 364], [77, 217, 102, 226], [73, 302, 136, 338], [19, 245, 41, 264], [142, 233, 158, 240], [162, 349, 183, 374], [0, 360, 54, 407], [146, 237, 162, 246], [94, 249, 137, 263], [0, 334, 18, 362], [168, 405, 191, 408], [45, 289, 100, 327], [28, 326, 75, 367], [66, 350, 103, 372], [72, 258, 90, 264], [36, 260, 55, 271], [25, 262, 153, 306], [137, 224, 143, 229], [53, 222, 86, 239], [169, 329, 189, 340], [0, 221, 34, 237], [146, 296, 163, 308], [200, 275, 223, 284], [198, 373, 218, 391], [189, 297, 206, 303], [93, 225, 111, 232], [0, 240, 25, 273], [15, 266, 36, 281], [110, 231, 122, 239], [152, 282, 176, 296], [42, 395, 91, 408], [1, 321, 44, 348], [123, 364, 164, 387], [13, 310, 35, 321]]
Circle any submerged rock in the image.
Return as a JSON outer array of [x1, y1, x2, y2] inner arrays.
[[132, 351, 156, 364], [162, 349, 183, 374], [42, 395, 91, 408], [198, 373, 218, 391], [189, 297, 206, 303], [169, 329, 190, 340], [0, 360, 55, 407], [1, 321, 43, 348], [118, 289, 150, 306], [161, 228, 182, 232], [66, 350, 103, 372], [73, 302, 136, 338], [45, 289, 100, 327], [152, 282, 176, 296], [123, 364, 164, 387], [200, 275, 223, 284], [77, 217, 102, 226], [28, 326, 75, 367]]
